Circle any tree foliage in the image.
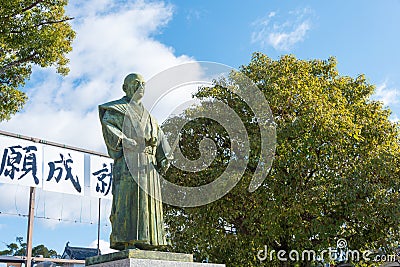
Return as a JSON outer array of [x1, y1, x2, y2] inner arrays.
[[0, 0, 75, 121], [32, 244, 58, 258], [0, 237, 58, 257], [163, 52, 400, 266]]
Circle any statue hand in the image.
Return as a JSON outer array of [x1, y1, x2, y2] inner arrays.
[[160, 159, 170, 175], [124, 138, 137, 150]]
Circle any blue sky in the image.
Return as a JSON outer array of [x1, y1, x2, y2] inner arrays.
[[0, 0, 400, 256]]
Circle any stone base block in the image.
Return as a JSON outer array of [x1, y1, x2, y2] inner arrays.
[[85, 249, 225, 267], [87, 258, 225, 267]]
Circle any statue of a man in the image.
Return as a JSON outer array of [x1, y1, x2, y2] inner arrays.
[[98, 73, 170, 250]]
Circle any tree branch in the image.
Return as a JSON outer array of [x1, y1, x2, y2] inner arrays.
[[9, 17, 74, 34], [20, 0, 44, 14], [0, 53, 37, 74], [3, 0, 45, 19]]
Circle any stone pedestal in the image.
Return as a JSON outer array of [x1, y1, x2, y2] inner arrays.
[[85, 249, 225, 267]]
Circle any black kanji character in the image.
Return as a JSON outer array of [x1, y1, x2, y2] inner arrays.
[[47, 153, 81, 193], [92, 163, 113, 196]]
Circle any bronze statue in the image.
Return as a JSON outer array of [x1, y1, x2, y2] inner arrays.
[[98, 73, 170, 250]]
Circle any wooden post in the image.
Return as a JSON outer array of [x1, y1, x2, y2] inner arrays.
[[97, 198, 101, 255], [26, 187, 36, 267]]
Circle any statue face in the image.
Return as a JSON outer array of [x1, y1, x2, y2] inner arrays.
[[125, 75, 145, 102]]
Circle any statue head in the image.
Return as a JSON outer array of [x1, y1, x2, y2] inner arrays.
[[123, 73, 145, 102]]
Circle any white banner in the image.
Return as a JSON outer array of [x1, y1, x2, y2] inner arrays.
[[43, 146, 85, 196], [90, 155, 113, 199], [0, 135, 43, 187], [0, 134, 114, 198]]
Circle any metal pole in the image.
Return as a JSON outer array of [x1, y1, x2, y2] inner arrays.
[[26, 187, 36, 267], [0, 130, 109, 158], [97, 198, 101, 255]]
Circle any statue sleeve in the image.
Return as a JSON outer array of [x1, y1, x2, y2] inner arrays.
[[155, 127, 171, 173], [101, 110, 125, 159]]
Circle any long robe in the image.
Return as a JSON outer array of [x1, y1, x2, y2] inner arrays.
[[98, 96, 169, 250]]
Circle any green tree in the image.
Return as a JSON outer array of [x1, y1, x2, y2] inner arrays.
[[163, 53, 400, 266], [32, 245, 58, 258], [0, 237, 26, 256], [0, 237, 58, 258], [0, 0, 75, 121]]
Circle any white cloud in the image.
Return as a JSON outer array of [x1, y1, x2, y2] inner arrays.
[[0, 0, 193, 153], [0, 0, 198, 229], [390, 114, 399, 122], [267, 22, 310, 51], [186, 9, 202, 22], [268, 11, 276, 18], [0, 0, 211, 233], [89, 239, 117, 255], [371, 81, 400, 122], [373, 81, 400, 106], [251, 8, 313, 51]]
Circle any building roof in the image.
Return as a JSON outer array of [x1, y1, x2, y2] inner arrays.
[[61, 242, 100, 260], [0, 256, 25, 263]]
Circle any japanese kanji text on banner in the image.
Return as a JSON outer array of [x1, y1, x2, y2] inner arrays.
[[0, 134, 113, 199]]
